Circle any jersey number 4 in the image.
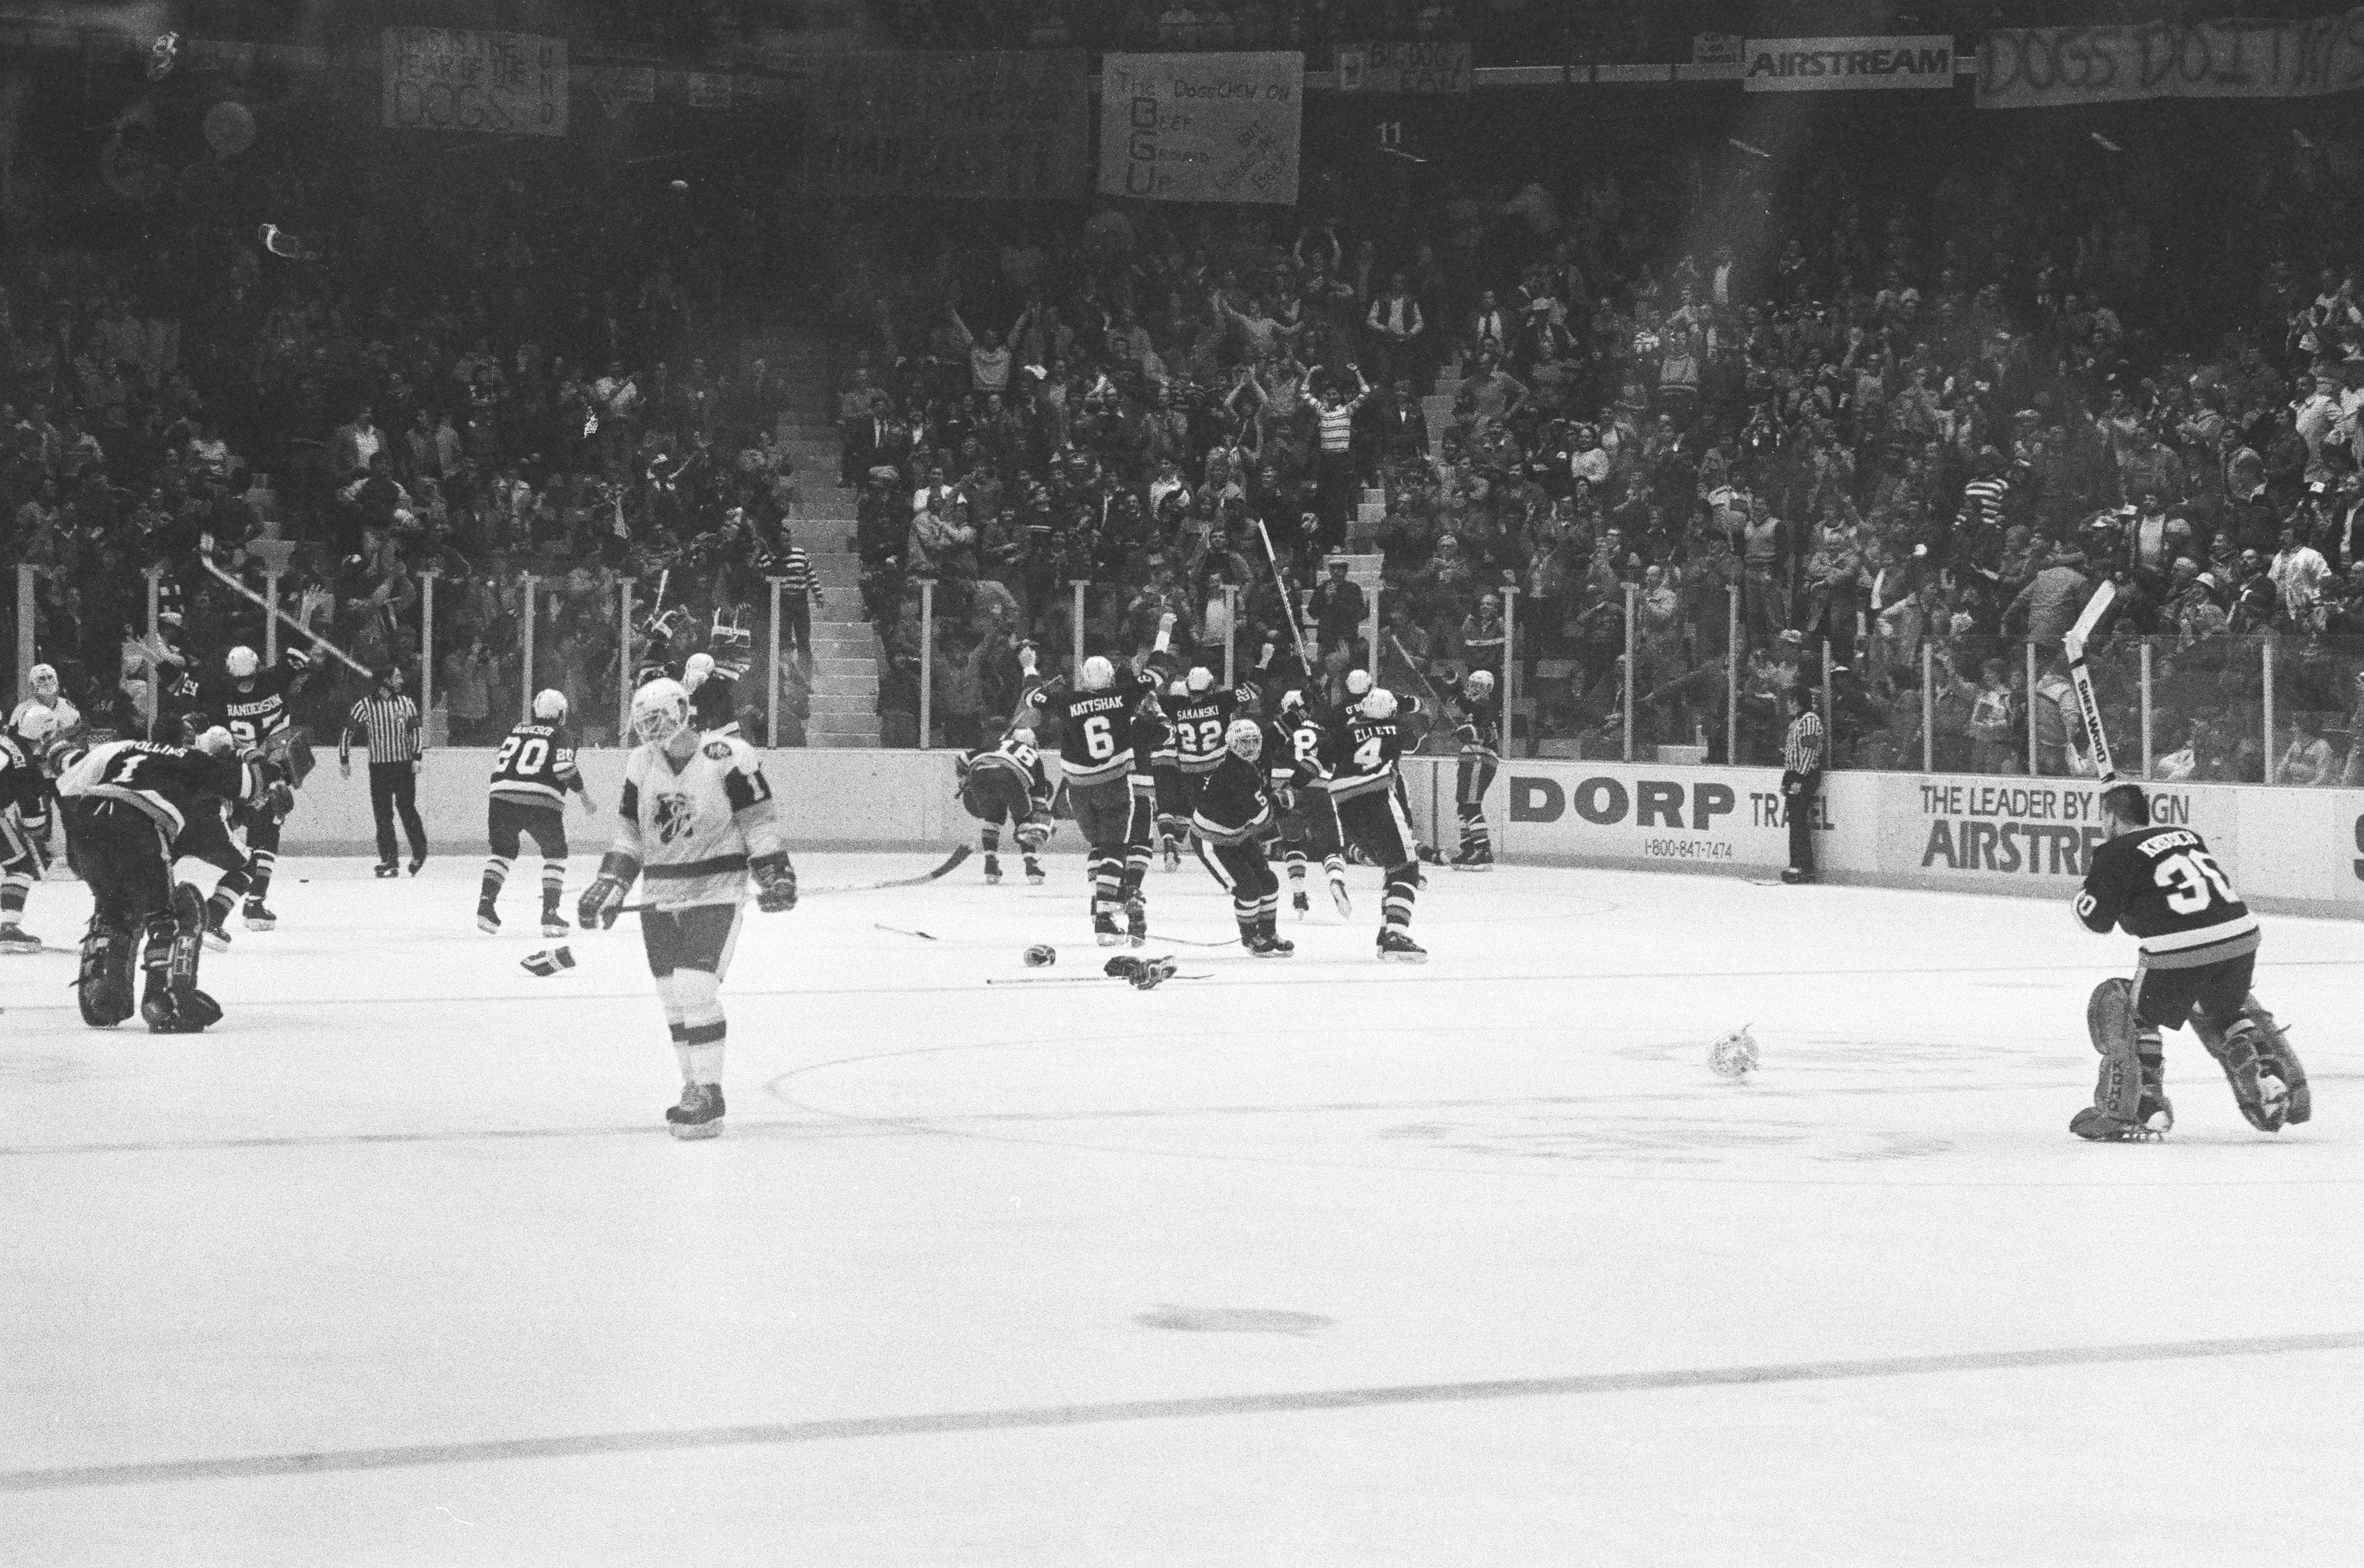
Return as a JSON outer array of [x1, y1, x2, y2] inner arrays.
[[2153, 850, 2237, 915], [496, 735, 550, 777], [1352, 734, 1386, 772]]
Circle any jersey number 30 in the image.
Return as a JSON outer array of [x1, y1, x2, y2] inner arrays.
[[2153, 850, 2237, 915]]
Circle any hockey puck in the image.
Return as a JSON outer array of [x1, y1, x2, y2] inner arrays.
[[1024, 943, 1056, 967]]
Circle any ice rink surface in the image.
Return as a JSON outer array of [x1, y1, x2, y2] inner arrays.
[[2, 850, 2359, 1566]]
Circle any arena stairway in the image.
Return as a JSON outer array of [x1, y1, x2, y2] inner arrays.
[[771, 337, 882, 748]]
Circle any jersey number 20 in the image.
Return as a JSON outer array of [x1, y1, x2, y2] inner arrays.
[[2153, 850, 2237, 915], [496, 735, 550, 777]]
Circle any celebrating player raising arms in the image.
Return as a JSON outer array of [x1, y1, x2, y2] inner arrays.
[[1321, 687, 1426, 962], [957, 725, 1055, 885], [1018, 642, 1166, 947]]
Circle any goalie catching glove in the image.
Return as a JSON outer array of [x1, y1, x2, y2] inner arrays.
[[752, 853, 797, 913], [579, 852, 639, 930]]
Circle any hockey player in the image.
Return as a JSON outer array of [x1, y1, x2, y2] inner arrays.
[[681, 651, 740, 736], [1266, 690, 1351, 919], [480, 690, 595, 936], [579, 678, 797, 1140], [1191, 718, 1298, 955], [9, 665, 78, 866], [176, 644, 312, 929], [1167, 664, 1258, 830], [0, 706, 59, 952], [53, 727, 269, 1032], [956, 725, 1053, 885], [1322, 686, 1426, 962], [1444, 669, 1501, 869], [2071, 783, 2309, 1141], [1151, 674, 1190, 871], [1019, 645, 1165, 946]]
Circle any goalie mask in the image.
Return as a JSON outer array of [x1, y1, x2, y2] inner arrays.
[[1225, 718, 1263, 762], [630, 678, 693, 747], [29, 663, 59, 701], [225, 646, 260, 680]]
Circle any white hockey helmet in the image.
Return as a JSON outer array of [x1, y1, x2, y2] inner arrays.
[[15, 704, 59, 748], [1464, 668, 1496, 698], [1187, 666, 1215, 694], [1278, 689, 1306, 719], [630, 677, 693, 747], [225, 646, 260, 680], [682, 651, 715, 690], [1224, 718, 1263, 761], [1007, 726, 1035, 747], [28, 663, 58, 699], [1167, 677, 1189, 698], [533, 688, 568, 722], [191, 725, 236, 756], [1359, 687, 1399, 721], [1078, 655, 1116, 691], [1345, 668, 1374, 698]]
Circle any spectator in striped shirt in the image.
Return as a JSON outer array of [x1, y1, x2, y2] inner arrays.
[[1780, 688, 1825, 885], [770, 531, 821, 664], [1957, 449, 2010, 534], [1310, 364, 1370, 554], [340, 669, 427, 877]]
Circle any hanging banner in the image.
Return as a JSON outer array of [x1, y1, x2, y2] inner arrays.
[[1099, 52, 1301, 204], [381, 28, 568, 135], [1334, 41, 1472, 94], [1978, 8, 2364, 108], [803, 50, 1089, 201], [1742, 35, 1958, 91]]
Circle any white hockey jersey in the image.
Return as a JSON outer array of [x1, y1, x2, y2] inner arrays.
[[612, 733, 784, 911]]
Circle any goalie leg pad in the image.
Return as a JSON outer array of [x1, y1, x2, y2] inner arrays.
[[2192, 996, 2306, 1132], [77, 915, 137, 1027], [2073, 979, 2168, 1141]]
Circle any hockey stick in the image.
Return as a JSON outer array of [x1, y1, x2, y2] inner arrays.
[[195, 555, 376, 678], [1253, 519, 1317, 673], [2060, 579, 2120, 784], [614, 846, 972, 914], [1142, 930, 1242, 948], [875, 922, 938, 940]]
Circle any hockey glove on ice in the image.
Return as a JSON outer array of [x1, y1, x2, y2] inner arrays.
[[752, 853, 798, 913]]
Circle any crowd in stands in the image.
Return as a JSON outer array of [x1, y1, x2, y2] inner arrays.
[[2, 110, 817, 750], [823, 119, 2364, 781]]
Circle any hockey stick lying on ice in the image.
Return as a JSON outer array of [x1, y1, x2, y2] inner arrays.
[[614, 846, 971, 914], [196, 555, 377, 678], [2060, 579, 2120, 784]]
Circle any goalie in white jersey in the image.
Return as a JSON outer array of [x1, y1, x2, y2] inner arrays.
[[579, 678, 798, 1139]]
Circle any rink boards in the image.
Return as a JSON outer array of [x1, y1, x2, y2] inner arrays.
[[271, 749, 2364, 919]]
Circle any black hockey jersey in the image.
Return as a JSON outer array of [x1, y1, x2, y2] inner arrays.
[[180, 651, 312, 746], [1446, 692, 1502, 758], [0, 731, 45, 827], [1168, 684, 1259, 776], [2075, 825, 2260, 968], [489, 720, 584, 810], [1191, 750, 1279, 846], [1320, 712, 1405, 803], [957, 734, 1055, 814], [690, 672, 739, 735], [56, 739, 252, 838], [1023, 671, 1162, 788]]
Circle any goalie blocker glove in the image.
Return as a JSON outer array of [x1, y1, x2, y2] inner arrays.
[[752, 853, 798, 912], [579, 852, 638, 930]]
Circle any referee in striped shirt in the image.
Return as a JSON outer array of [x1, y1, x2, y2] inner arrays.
[[1780, 687, 1825, 885], [340, 667, 428, 877]]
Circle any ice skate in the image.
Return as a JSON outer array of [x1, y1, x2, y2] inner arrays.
[[373, 862, 400, 879], [1328, 871, 1353, 919], [983, 852, 1002, 885], [540, 908, 569, 939], [407, 853, 427, 876], [1377, 928, 1427, 964], [242, 900, 278, 931], [665, 1082, 725, 1140], [1125, 896, 1149, 947], [1292, 886, 1311, 916], [1162, 837, 1181, 872], [1780, 867, 1816, 885], [202, 899, 234, 952], [1245, 915, 1294, 957], [1023, 856, 1045, 885], [1093, 908, 1124, 947], [0, 923, 43, 955], [476, 900, 502, 935]]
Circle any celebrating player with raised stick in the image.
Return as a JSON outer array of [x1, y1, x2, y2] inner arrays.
[[1321, 686, 1426, 962], [1018, 644, 1166, 946], [578, 678, 797, 1140], [2072, 784, 2309, 1141]]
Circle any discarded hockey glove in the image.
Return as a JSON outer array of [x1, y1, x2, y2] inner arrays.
[[752, 853, 798, 913], [521, 946, 576, 977]]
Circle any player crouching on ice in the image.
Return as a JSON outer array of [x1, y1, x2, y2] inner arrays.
[[956, 725, 1053, 885], [1191, 718, 1298, 956], [578, 678, 797, 1140], [2072, 783, 2309, 1141]]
